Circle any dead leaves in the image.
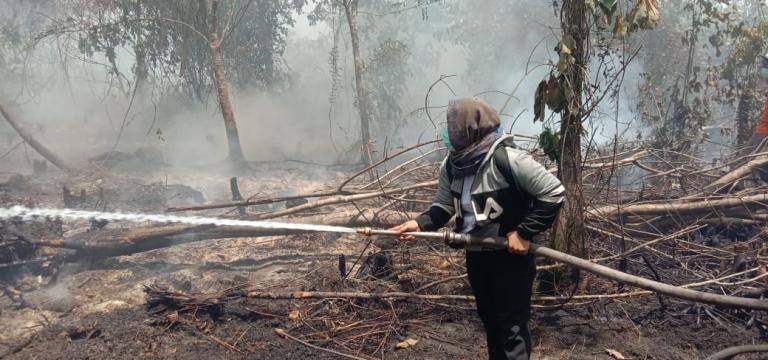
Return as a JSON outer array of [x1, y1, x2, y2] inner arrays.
[[534, 80, 547, 122], [534, 74, 571, 122], [593, 0, 660, 36], [537, 31, 578, 122], [606, 348, 628, 359], [614, 15, 628, 38], [627, 0, 660, 31], [557, 33, 577, 73], [395, 338, 418, 349]]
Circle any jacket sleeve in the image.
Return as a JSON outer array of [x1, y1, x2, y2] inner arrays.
[[415, 160, 455, 231], [505, 152, 565, 241]]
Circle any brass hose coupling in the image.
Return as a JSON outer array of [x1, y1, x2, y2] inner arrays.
[[354, 227, 506, 250]]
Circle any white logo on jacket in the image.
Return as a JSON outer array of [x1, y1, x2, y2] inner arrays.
[[472, 198, 504, 224]]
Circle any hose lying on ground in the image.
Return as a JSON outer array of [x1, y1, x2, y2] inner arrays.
[[704, 344, 768, 360]]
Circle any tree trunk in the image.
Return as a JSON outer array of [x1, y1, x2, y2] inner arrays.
[[202, 0, 245, 162], [342, 0, 373, 165], [736, 86, 759, 146], [551, 0, 588, 260], [0, 100, 71, 172]]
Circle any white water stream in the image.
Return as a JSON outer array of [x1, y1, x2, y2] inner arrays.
[[0, 206, 356, 234]]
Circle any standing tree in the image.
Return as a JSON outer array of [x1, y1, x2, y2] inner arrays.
[[201, 0, 245, 162], [340, 0, 374, 164], [311, 0, 434, 164], [534, 0, 661, 275], [551, 0, 590, 261]]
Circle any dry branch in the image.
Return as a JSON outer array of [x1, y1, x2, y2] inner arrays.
[[0, 100, 72, 172], [253, 181, 436, 220], [165, 191, 339, 212], [242, 243, 768, 310], [336, 139, 440, 192], [247, 290, 474, 301], [702, 154, 768, 194], [530, 243, 768, 310], [589, 193, 768, 219], [274, 328, 368, 360]]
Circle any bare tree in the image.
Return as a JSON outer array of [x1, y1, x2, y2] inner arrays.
[[340, 0, 373, 165], [201, 0, 246, 162]]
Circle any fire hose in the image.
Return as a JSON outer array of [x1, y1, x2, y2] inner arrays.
[[356, 227, 768, 311]]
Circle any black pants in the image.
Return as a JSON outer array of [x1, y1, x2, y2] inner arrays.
[[466, 250, 536, 360]]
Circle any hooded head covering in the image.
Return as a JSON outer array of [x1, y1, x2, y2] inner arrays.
[[445, 97, 501, 151], [443, 97, 502, 177]]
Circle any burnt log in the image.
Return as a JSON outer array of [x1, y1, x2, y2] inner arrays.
[[42, 209, 415, 258], [0, 100, 72, 172]]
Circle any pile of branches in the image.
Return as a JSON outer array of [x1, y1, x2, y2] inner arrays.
[[144, 283, 247, 319], [142, 245, 474, 358], [0, 195, 64, 283]]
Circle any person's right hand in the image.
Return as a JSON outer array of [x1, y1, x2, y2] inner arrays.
[[390, 220, 420, 241]]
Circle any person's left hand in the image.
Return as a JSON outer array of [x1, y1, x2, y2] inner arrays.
[[506, 231, 530, 255], [391, 220, 420, 241]]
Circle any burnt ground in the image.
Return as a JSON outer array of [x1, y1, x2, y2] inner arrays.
[[0, 162, 766, 360]]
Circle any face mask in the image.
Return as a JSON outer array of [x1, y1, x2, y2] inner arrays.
[[441, 127, 455, 152], [761, 67, 768, 81]]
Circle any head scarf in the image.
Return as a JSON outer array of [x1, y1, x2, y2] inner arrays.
[[443, 97, 502, 178]]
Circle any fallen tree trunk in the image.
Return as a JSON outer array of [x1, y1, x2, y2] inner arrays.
[[702, 154, 768, 194], [0, 100, 72, 172], [45, 209, 416, 257], [589, 192, 768, 219]]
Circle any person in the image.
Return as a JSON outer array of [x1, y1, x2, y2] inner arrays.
[[392, 97, 565, 360], [740, 52, 768, 181]]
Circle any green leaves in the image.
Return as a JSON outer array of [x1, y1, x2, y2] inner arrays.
[[539, 128, 561, 163], [599, 0, 618, 19]]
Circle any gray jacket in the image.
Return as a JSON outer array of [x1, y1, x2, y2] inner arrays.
[[416, 135, 565, 250]]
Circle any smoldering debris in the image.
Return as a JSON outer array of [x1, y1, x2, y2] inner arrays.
[[144, 283, 246, 320]]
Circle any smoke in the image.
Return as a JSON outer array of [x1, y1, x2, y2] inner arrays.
[[0, 0, 647, 175], [24, 281, 76, 313]]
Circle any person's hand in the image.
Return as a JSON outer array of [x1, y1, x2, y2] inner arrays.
[[506, 231, 530, 255], [391, 220, 420, 241]]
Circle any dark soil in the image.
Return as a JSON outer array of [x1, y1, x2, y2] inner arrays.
[[1, 164, 766, 360]]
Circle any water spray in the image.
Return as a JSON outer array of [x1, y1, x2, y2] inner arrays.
[[2, 205, 768, 310], [0, 206, 508, 249], [0, 205, 357, 234]]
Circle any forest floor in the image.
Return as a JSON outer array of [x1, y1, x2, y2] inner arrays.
[[0, 160, 764, 360]]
